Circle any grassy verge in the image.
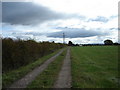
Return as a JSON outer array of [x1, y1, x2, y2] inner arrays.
[[2, 49, 63, 88], [27, 49, 67, 88], [71, 46, 118, 88]]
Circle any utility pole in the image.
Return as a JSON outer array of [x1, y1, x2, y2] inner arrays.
[[63, 33, 65, 44]]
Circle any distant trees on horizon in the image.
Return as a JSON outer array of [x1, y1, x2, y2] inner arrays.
[[68, 39, 119, 46]]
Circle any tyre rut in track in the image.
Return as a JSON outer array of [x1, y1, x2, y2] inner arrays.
[[54, 47, 71, 88]]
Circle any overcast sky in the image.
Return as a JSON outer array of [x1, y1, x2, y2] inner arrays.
[[1, 0, 119, 44]]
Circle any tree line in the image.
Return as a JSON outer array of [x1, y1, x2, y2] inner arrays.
[[68, 39, 120, 46], [2, 38, 65, 73]]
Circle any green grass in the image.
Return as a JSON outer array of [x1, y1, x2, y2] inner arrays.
[[2, 49, 63, 88], [27, 49, 67, 88], [71, 46, 118, 88]]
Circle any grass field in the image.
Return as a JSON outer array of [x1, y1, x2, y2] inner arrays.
[[27, 49, 67, 88], [71, 46, 118, 88], [2, 49, 62, 88]]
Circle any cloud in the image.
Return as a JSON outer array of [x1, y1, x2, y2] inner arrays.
[[2, 2, 87, 26], [110, 15, 118, 19], [2, 2, 64, 25], [88, 15, 118, 23], [34, 0, 118, 18], [88, 16, 109, 23], [47, 27, 109, 38], [110, 28, 118, 30]]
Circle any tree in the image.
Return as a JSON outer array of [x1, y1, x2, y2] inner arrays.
[[113, 42, 119, 45], [104, 39, 113, 45], [68, 41, 73, 46]]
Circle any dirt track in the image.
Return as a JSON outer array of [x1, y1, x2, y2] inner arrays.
[[9, 49, 64, 88], [54, 47, 71, 88]]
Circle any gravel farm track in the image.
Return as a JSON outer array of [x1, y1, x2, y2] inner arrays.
[[8, 47, 71, 88]]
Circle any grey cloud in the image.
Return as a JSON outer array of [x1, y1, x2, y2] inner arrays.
[[88, 16, 109, 23], [2, 2, 64, 25], [47, 27, 109, 38], [110, 28, 118, 30], [2, 2, 86, 25], [110, 15, 117, 19], [11, 32, 43, 36], [24, 32, 43, 36], [68, 14, 86, 20]]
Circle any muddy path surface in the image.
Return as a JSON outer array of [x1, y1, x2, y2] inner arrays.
[[9, 49, 64, 88], [54, 47, 71, 88]]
